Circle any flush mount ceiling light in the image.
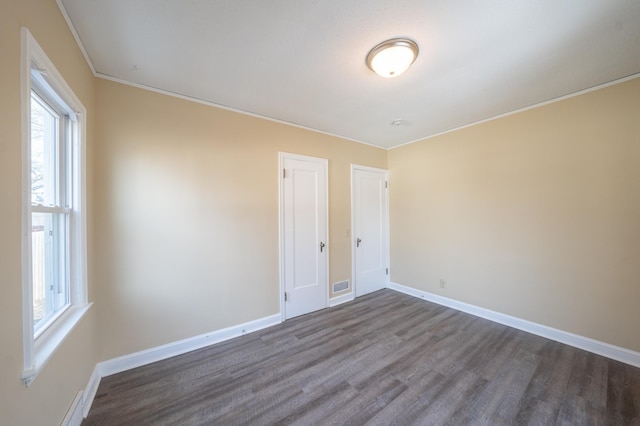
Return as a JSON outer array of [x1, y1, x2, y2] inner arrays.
[[366, 38, 419, 78]]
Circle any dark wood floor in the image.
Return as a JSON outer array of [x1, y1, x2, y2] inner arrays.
[[84, 289, 640, 425]]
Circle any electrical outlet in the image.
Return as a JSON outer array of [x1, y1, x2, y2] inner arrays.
[[439, 279, 446, 289]]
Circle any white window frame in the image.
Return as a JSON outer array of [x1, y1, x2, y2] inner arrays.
[[21, 27, 90, 386]]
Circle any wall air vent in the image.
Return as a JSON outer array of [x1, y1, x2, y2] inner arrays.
[[333, 280, 349, 293]]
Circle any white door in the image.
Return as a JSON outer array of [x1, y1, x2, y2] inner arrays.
[[280, 153, 328, 319], [353, 166, 389, 297]]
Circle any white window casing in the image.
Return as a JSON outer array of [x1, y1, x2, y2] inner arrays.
[[21, 27, 91, 386]]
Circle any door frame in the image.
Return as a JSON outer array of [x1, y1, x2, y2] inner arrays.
[[351, 164, 390, 297], [278, 152, 329, 321]]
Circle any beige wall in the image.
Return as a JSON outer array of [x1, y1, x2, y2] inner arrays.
[[389, 77, 640, 352], [93, 79, 386, 360], [3, 1, 639, 423], [0, 0, 98, 424]]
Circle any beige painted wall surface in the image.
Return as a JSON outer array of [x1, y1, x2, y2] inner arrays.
[[389, 77, 640, 352], [94, 79, 386, 360], [0, 0, 98, 424]]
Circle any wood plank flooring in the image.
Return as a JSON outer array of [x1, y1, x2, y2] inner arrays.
[[83, 290, 640, 425]]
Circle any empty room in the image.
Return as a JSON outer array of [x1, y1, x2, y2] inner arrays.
[[1, 0, 639, 424]]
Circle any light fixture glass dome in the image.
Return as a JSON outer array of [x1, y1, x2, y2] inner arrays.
[[366, 38, 419, 78]]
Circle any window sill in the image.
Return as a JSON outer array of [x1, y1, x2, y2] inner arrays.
[[22, 302, 92, 386]]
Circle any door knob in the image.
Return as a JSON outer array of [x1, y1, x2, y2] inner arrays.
[[356, 238, 362, 248], [320, 241, 325, 252]]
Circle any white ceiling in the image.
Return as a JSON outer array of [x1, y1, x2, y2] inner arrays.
[[59, 0, 640, 149]]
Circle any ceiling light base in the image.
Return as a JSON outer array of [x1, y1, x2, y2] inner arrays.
[[366, 38, 419, 78]]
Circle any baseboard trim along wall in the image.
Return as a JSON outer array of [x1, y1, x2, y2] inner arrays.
[[388, 281, 640, 368], [98, 313, 282, 377], [81, 313, 282, 418], [61, 391, 84, 426], [329, 292, 355, 307], [78, 283, 640, 420], [82, 365, 102, 418]]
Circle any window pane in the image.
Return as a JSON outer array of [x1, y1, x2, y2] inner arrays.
[[32, 212, 69, 332], [31, 93, 58, 206], [31, 213, 46, 325]]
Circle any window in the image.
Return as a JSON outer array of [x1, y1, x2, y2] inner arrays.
[[21, 28, 90, 386], [30, 89, 71, 336]]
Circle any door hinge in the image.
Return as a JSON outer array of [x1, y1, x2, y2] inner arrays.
[[385, 181, 388, 189], [283, 168, 286, 179], [386, 268, 389, 275], [284, 292, 288, 302]]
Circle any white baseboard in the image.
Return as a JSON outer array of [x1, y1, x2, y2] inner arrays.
[[388, 282, 640, 368], [78, 314, 281, 417], [61, 391, 83, 426], [82, 365, 102, 418], [80, 313, 281, 419], [329, 292, 354, 307], [98, 313, 281, 377]]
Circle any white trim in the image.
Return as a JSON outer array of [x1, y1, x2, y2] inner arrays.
[[79, 314, 281, 418], [55, 0, 96, 75], [56, 1, 383, 153], [21, 28, 90, 386], [350, 165, 356, 297], [97, 72, 383, 149], [97, 314, 281, 377], [351, 165, 390, 297], [278, 152, 330, 321], [22, 304, 92, 385], [46, 3, 640, 152], [390, 73, 640, 150], [88, 71, 640, 154], [329, 292, 355, 307], [388, 282, 640, 368], [82, 365, 102, 418], [61, 391, 84, 426], [21, 25, 35, 379], [351, 165, 389, 174], [278, 153, 285, 322], [56, 0, 640, 152]]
